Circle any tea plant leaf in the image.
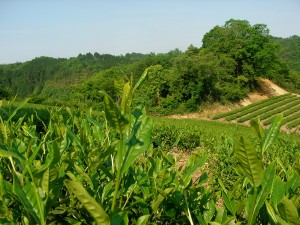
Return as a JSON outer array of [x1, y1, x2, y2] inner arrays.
[[222, 191, 236, 215], [110, 211, 128, 225], [65, 172, 109, 225], [151, 187, 173, 212], [41, 168, 50, 196], [136, 215, 150, 225], [261, 114, 283, 155], [271, 176, 285, 206], [214, 207, 226, 223], [74, 164, 94, 190], [246, 162, 276, 225], [278, 197, 299, 224], [133, 68, 148, 93], [234, 137, 263, 188], [0, 173, 14, 223], [114, 78, 125, 97], [286, 173, 300, 195], [100, 91, 128, 135], [0, 148, 25, 162], [0, 122, 9, 143], [7, 98, 30, 122], [265, 201, 278, 224], [209, 222, 221, 225], [37, 141, 60, 173], [121, 114, 152, 175], [13, 172, 44, 225], [203, 200, 216, 223], [250, 117, 264, 140], [121, 82, 131, 115], [182, 153, 208, 188]]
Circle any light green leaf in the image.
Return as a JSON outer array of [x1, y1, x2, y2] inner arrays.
[[121, 82, 131, 114], [133, 68, 148, 93], [37, 141, 60, 173], [278, 197, 299, 225], [234, 137, 264, 188], [222, 191, 236, 215], [41, 168, 50, 196], [182, 154, 208, 188], [100, 91, 128, 135], [214, 207, 226, 223], [151, 187, 173, 212], [271, 176, 285, 206], [286, 173, 300, 195], [246, 162, 276, 225], [136, 215, 150, 225], [120, 114, 152, 175], [261, 114, 283, 155], [8, 98, 30, 122], [114, 78, 125, 96], [65, 173, 109, 225], [265, 201, 278, 224], [203, 200, 216, 223], [74, 164, 94, 190], [250, 117, 264, 140], [13, 172, 44, 225], [0, 122, 9, 143], [0, 148, 25, 162]]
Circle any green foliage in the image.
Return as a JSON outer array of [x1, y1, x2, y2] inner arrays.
[[1, 20, 295, 115], [0, 79, 299, 224]]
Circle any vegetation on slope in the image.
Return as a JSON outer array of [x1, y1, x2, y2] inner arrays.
[[0, 19, 299, 114]]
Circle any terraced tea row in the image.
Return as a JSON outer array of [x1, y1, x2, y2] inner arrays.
[[213, 94, 293, 120], [213, 93, 300, 131], [220, 94, 293, 121]]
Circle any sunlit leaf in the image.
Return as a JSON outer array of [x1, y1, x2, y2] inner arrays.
[[234, 137, 263, 188], [65, 172, 109, 225]]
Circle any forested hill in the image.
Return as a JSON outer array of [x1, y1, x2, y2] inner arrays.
[[273, 35, 300, 72], [0, 53, 148, 98], [0, 19, 299, 114]]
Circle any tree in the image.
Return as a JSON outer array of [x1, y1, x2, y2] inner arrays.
[[0, 84, 12, 99], [201, 19, 287, 85]]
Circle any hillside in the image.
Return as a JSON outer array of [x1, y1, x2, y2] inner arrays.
[[168, 78, 291, 119]]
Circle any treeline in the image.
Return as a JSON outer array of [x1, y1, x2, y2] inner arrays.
[[272, 35, 300, 92], [0, 19, 299, 114]]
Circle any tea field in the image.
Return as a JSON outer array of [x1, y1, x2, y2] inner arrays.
[[213, 93, 300, 132], [0, 85, 299, 224]]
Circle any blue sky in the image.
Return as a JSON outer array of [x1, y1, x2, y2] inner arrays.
[[0, 0, 299, 64]]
